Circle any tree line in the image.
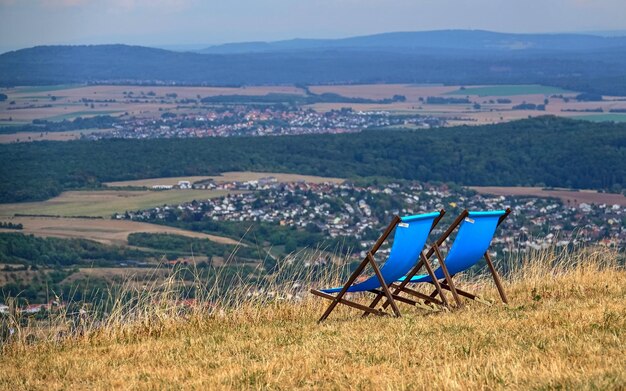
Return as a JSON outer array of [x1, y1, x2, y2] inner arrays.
[[0, 117, 624, 203], [2, 43, 626, 95]]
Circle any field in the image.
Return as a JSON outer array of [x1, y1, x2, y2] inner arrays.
[[42, 110, 124, 122], [571, 113, 626, 123], [0, 189, 234, 218], [470, 186, 626, 206], [0, 128, 111, 144], [0, 171, 345, 247], [445, 84, 572, 96], [1, 248, 624, 389], [3, 83, 626, 129], [307, 84, 626, 126], [10, 85, 83, 94], [0, 85, 305, 123], [0, 216, 238, 246], [104, 171, 346, 187]]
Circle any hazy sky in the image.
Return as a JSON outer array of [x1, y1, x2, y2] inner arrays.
[[1, 0, 626, 51]]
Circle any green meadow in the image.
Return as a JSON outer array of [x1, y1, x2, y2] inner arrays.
[[44, 110, 123, 122], [446, 84, 573, 96], [571, 113, 626, 123], [13, 84, 83, 94]]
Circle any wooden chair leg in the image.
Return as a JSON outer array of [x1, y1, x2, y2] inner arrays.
[[364, 259, 425, 317], [484, 252, 508, 304], [316, 216, 401, 322], [367, 253, 401, 317], [381, 250, 450, 311], [316, 257, 369, 322], [433, 244, 462, 307], [391, 284, 443, 306], [311, 290, 387, 316], [419, 251, 449, 307]]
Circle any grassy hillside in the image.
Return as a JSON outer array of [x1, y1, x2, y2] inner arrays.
[[1, 247, 624, 389]]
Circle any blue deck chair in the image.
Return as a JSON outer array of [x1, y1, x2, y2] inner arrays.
[[310, 210, 445, 322], [381, 209, 511, 310]]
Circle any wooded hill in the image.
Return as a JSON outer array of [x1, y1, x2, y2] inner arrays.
[[2, 30, 626, 95], [1, 117, 624, 203]]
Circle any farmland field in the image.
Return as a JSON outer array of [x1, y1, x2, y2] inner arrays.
[[309, 83, 458, 100], [0, 128, 112, 144], [104, 171, 346, 188], [570, 113, 626, 123], [0, 189, 234, 218], [11, 84, 83, 94], [3, 83, 626, 129], [445, 84, 572, 96], [44, 110, 124, 121], [0, 216, 239, 245], [0, 84, 307, 124], [470, 186, 626, 206]]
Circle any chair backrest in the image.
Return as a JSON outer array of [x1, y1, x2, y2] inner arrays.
[[335, 212, 440, 293], [432, 210, 506, 279]]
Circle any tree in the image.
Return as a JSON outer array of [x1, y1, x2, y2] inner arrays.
[[284, 238, 297, 254]]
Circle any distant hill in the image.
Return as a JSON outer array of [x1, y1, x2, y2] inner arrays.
[[1, 30, 626, 95], [199, 30, 626, 54]]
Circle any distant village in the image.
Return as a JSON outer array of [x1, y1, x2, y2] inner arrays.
[[83, 106, 444, 139], [115, 178, 625, 260], [3, 178, 624, 315]]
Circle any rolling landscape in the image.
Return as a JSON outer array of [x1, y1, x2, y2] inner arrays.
[[0, 2, 625, 388]]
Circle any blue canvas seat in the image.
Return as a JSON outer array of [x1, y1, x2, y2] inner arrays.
[[311, 210, 445, 322], [380, 209, 511, 310]]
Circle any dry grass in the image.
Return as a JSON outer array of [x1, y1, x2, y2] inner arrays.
[[308, 84, 626, 126], [0, 85, 306, 123], [1, 247, 625, 390]]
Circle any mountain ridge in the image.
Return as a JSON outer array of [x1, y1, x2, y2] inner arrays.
[[198, 29, 626, 53], [1, 30, 626, 95]]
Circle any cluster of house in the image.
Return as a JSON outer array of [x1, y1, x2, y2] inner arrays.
[[0, 300, 64, 315], [83, 107, 444, 140], [115, 179, 625, 259]]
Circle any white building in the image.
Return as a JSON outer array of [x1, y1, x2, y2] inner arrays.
[[178, 181, 191, 189]]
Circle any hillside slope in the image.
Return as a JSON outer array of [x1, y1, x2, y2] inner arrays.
[[1, 248, 624, 389], [201, 29, 626, 53], [2, 30, 626, 94]]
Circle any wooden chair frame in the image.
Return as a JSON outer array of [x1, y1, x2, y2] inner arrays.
[[369, 208, 511, 314], [311, 211, 445, 322]]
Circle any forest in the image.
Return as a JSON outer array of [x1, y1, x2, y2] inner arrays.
[[2, 40, 626, 95], [0, 232, 152, 267], [0, 231, 283, 303], [0, 117, 624, 203]]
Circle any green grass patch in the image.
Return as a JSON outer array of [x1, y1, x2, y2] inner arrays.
[[0, 189, 235, 218], [13, 84, 82, 94], [445, 85, 573, 96], [0, 189, 233, 217], [44, 110, 123, 122], [18, 95, 69, 100], [570, 114, 626, 123]]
